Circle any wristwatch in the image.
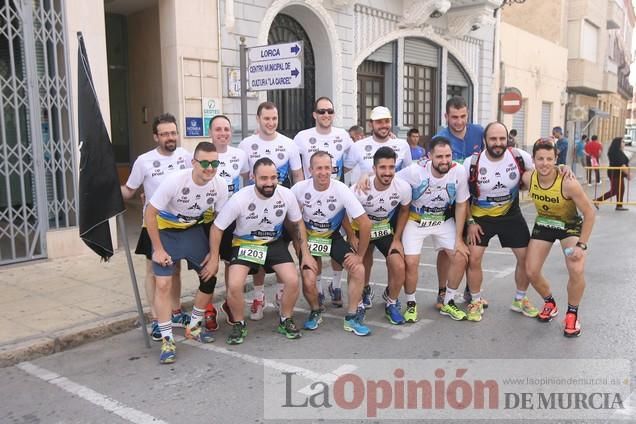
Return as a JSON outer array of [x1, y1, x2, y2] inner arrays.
[[467, 218, 476, 225], [575, 242, 588, 250]]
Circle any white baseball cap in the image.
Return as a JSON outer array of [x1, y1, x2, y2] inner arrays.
[[369, 106, 392, 121]]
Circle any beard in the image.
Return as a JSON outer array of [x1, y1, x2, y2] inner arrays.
[[486, 144, 505, 158], [256, 183, 276, 198], [432, 162, 450, 175]]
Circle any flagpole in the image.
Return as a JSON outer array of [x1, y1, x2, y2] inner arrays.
[[117, 214, 151, 348]]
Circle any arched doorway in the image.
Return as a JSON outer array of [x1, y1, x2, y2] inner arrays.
[[267, 14, 315, 139]]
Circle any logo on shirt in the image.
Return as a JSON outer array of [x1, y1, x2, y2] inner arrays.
[[278, 153, 284, 160], [153, 160, 161, 168], [431, 194, 445, 202], [251, 144, 258, 151], [309, 137, 317, 145], [313, 209, 326, 217], [328, 204, 336, 211], [276, 209, 284, 217], [187, 203, 201, 211], [182, 188, 190, 195], [220, 169, 231, 178], [374, 206, 387, 213], [509, 172, 517, 180], [248, 203, 256, 211], [391, 200, 398, 207], [305, 193, 311, 200], [492, 181, 507, 190], [206, 197, 215, 205], [233, 164, 239, 170], [365, 145, 373, 152], [336, 144, 343, 151], [259, 216, 273, 225], [479, 167, 487, 175]]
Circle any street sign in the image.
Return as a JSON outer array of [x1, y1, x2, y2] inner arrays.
[[248, 41, 302, 62], [184, 117, 203, 137], [500, 89, 523, 114], [247, 41, 304, 91]]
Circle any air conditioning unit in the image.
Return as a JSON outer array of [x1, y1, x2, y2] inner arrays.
[[569, 106, 587, 121]]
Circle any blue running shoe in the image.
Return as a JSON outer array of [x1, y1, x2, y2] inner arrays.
[[344, 308, 371, 336], [150, 320, 162, 342], [171, 309, 190, 328], [159, 337, 176, 364], [303, 310, 323, 330], [385, 303, 405, 325]]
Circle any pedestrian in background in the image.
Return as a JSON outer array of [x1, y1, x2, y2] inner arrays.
[[594, 137, 630, 211], [407, 127, 425, 160], [507, 129, 518, 148], [584, 135, 602, 186], [553, 126, 568, 165], [573, 134, 587, 176]]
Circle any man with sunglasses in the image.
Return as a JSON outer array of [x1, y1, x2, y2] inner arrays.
[[343, 106, 412, 308], [294, 97, 354, 309], [145, 142, 229, 364], [121, 113, 192, 342], [238, 101, 304, 321]]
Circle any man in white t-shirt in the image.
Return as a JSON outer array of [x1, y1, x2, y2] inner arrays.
[[343, 105, 412, 307], [202, 114, 249, 329], [348, 147, 411, 325], [206, 158, 317, 345], [121, 113, 192, 341], [291, 151, 372, 336], [294, 96, 353, 309], [145, 142, 229, 364], [397, 137, 471, 323], [237, 101, 304, 321]]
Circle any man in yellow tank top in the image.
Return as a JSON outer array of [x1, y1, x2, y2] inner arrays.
[[521, 138, 596, 338]]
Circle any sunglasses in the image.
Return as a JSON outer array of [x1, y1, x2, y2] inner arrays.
[[194, 159, 220, 169], [534, 137, 555, 147], [315, 108, 335, 115]]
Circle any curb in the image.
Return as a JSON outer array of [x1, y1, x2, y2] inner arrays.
[[0, 299, 194, 368]]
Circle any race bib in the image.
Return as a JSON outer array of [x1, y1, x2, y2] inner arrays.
[[535, 216, 565, 230], [237, 244, 268, 265], [371, 222, 392, 240], [308, 236, 332, 257], [419, 213, 444, 228]]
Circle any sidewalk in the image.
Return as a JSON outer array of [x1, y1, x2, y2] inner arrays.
[[0, 244, 217, 368]]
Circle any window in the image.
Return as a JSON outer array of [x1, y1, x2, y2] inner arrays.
[[403, 64, 436, 137], [541, 102, 552, 137], [357, 60, 385, 130], [511, 99, 527, 148], [446, 55, 473, 110], [581, 20, 599, 63]]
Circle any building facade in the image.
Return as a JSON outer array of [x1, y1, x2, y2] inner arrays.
[[0, 0, 223, 265], [499, 0, 634, 152], [219, 0, 502, 140]]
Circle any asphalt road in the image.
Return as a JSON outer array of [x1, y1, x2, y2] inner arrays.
[[2, 201, 635, 424]]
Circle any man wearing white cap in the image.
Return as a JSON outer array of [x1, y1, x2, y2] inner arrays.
[[344, 106, 412, 307]]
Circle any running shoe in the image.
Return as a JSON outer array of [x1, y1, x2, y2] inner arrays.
[[404, 301, 418, 323], [510, 297, 539, 318], [385, 303, 405, 325], [435, 289, 446, 310], [563, 312, 581, 337], [221, 301, 235, 325], [463, 289, 489, 308], [159, 337, 176, 364], [204, 303, 218, 331], [466, 301, 483, 322], [185, 323, 215, 343], [537, 301, 559, 322], [171, 309, 190, 328], [150, 320, 162, 342], [440, 300, 467, 321], [278, 318, 302, 339], [250, 297, 265, 321], [344, 308, 370, 336], [303, 310, 323, 330], [226, 321, 247, 345], [362, 285, 374, 309], [328, 282, 343, 307]]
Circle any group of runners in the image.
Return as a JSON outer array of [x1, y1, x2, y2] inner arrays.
[[122, 96, 595, 365]]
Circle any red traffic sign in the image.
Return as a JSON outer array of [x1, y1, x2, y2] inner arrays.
[[500, 89, 523, 114]]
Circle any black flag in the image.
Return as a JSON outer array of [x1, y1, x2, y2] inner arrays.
[[77, 32, 125, 260]]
